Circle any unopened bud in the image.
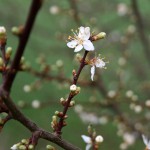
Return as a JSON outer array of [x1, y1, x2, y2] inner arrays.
[[6, 47, 12, 55], [0, 26, 6, 34], [52, 115, 57, 123], [76, 87, 81, 93], [70, 101, 75, 107], [0, 57, 4, 66], [88, 125, 92, 134], [21, 139, 28, 144], [0, 26, 6, 44], [91, 32, 106, 41], [19, 145, 26, 150], [55, 111, 59, 115], [70, 84, 77, 92], [60, 97, 65, 102], [28, 144, 34, 150], [95, 135, 104, 143], [11, 26, 24, 36]]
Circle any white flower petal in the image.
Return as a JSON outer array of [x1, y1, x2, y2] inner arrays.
[[142, 134, 149, 146], [81, 135, 91, 144], [91, 66, 95, 81], [86, 144, 92, 150], [74, 44, 83, 52], [79, 26, 85, 34], [67, 40, 77, 48], [83, 40, 94, 51], [95, 59, 105, 68], [84, 27, 90, 40]]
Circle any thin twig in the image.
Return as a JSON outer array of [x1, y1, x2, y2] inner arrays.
[[55, 51, 88, 136], [131, 0, 150, 65]]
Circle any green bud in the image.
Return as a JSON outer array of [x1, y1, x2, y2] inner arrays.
[[70, 101, 75, 107], [21, 139, 28, 144], [28, 144, 34, 150], [19, 145, 26, 150], [11, 26, 19, 35], [6, 47, 12, 55], [0, 57, 4, 66]]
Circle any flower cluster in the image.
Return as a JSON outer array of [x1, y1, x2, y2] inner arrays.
[[67, 26, 106, 81], [81, 125, 104, 150]]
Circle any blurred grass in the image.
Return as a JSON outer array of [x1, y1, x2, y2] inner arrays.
[[0, 0, 150, 149]]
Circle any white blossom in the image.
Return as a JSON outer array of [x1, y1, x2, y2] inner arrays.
[[67, 26, 94, 52], [81, 135, 92, 150], [90, 56, 106, 81], [81, 135, 103, 150], [142, 134, 150, 150]]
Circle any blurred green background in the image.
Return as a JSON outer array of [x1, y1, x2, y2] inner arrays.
[[0, 0, 150, 149]]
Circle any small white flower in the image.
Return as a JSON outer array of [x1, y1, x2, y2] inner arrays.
[[142, 134, 150, 150], [67, 26, 94, 52], [90, 56, 106, 81], [81, 135, 103, 150], [81, 135, 92, 150], [70, 84, 77, 92], [95, 135, 104, 143], [0, 26, 6, 34]]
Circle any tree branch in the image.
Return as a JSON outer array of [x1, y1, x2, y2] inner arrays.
[[131, 0, 150, 65], [2, 0, 43, 92]]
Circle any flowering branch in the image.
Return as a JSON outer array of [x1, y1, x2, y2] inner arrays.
[[54, 50, 88, 136]]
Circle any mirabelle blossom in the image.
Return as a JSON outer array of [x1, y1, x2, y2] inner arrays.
[[142, 134, 150, 150], [81, 135, 103, 150], [81, 135, 92, 150], [90, 56, 106, 81], [67, 26, 94, 52]]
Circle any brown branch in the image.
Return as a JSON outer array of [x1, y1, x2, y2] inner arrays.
[[55, 51, 88, 136], [0, 88, 81, 150], [2, 0, 43, 92], [131, 0, 150, 65]]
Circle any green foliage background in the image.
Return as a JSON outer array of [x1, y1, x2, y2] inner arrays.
[[0, 0, 150, 149]]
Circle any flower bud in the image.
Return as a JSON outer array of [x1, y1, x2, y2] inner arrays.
[[91, 32, 106, 41], [28, 144, 34, 150], [21, 139, 28, 144], [0, 57, 4, 66], [0, 26, 6, 44], [52, 115, 57, 123], [0, 26, 6, 35], [69, 100, 75, 107], [70, 84, 77, 92], [19, 145, 26, 150], [95, 135, 104, 143], [6, 47, 13, 56]]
